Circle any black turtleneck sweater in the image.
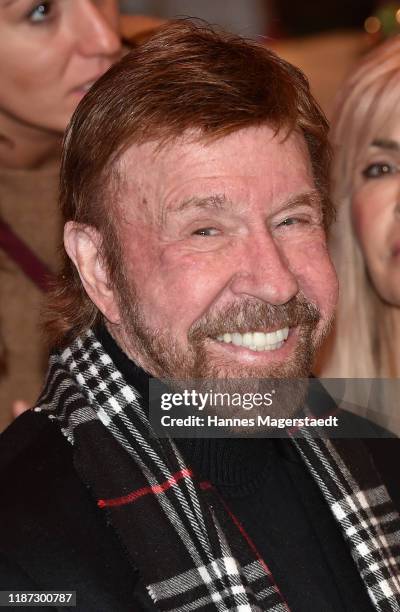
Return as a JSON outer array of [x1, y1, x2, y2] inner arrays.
[[98, 327, 375, 612]]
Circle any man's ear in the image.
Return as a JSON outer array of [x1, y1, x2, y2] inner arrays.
[[64, 221, 121, 324]]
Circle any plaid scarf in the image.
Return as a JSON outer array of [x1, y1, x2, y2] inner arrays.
[[35, 329, 400, 611]]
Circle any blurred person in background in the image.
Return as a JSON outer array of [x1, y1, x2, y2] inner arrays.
[[318, 37, 400, 430], [0, 0, 161, 430]]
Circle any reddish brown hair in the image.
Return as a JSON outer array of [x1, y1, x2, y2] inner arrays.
[[46, 19, 332, 347]]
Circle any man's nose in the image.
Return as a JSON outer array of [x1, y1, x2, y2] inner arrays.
[[229, 230, 299, 305], [73, 1, 121, 58]]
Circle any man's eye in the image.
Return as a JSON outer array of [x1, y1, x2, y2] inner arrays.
[[362, 162, 398, 179], [192, 227, 220, 236], [28, 1, 53, 23], [278, 217, 305, 227]]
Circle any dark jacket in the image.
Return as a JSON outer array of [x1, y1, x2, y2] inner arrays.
[[0, 410, 155, 611], [0, 409, 399, 612]]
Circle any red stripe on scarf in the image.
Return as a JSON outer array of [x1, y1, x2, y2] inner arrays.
[[200, 480, 291, 611], [98, 468, 193, 508], [200, 480, 272, 577]]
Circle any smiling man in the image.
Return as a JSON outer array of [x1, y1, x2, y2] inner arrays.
[[1, 20, 400, 612], [67, 126, 335, 384], [84, 127, 335, 379]]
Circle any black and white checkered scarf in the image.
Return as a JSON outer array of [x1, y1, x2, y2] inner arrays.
[[35, 329, 400, 611]]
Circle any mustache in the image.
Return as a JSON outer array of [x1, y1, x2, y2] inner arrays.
[[189, 294, 321, 341]]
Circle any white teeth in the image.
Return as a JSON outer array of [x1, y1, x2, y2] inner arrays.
[[214, 328, 289, 352], [253, 332, 266, 347], [242, 332, 253, 346], [276, 328, 289, 341]]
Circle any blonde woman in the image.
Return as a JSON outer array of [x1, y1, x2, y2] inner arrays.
[[320, 37, 400, 429]]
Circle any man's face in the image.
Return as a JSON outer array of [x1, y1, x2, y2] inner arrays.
[[111, 125, 338, 380]]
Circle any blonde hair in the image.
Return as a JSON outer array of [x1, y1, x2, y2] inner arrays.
[[323, 37, 400, 378]]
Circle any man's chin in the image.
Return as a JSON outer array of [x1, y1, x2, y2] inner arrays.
[[194, 360, 311, 381]]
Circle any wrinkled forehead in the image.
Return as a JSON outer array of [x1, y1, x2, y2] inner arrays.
[[114, 125, 313, 215]]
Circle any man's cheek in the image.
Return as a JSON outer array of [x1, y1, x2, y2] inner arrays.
[[159, 250, 231, 300], [292, 253, 338, 314], [140, 272, 211, 329]]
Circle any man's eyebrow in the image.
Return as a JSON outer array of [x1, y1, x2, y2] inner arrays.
[[170, 190, 322, 218], [1, 0, 18, 7], [276, 190, 323, 214], [371, 138, 400, 152], [174, 193, 229, 214]]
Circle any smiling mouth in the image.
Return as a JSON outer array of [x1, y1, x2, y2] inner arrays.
[[214, 327, 290, 352]]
